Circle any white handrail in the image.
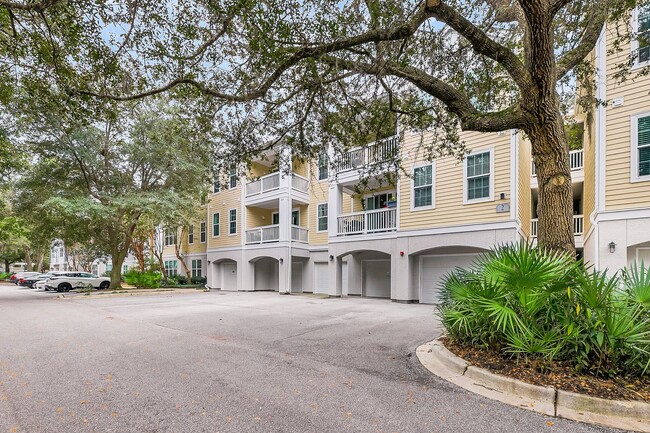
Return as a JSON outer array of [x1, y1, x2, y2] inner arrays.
[[336, 135, 399, 172], [532, 149, 584, 176], [291, 174, 309, 192], [245, 224, 280, 244], [291, 225, 309, 243], [336, 208, 397, 235], [530, 215, 583, 238]]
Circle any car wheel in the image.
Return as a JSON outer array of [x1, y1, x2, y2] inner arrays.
[[58, 283, 72, 292], [99, 281, 109, 290]]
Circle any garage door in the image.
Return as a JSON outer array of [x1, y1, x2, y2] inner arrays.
[[291, 262, 303, 292], [222, 263, 237, 291], [363, 260, 391, 298], [420, 255, 478, 304], [313, 263, 329, 294]]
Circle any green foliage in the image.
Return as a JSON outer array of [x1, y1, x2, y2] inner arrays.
[[439, 243, 650, 377], [123, 269, 162, 289], [0, 272, 11, 280], [565, 122, 584, 150]]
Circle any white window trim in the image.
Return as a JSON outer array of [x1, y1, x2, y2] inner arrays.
[[316, 202, 328, 232], [200, 222, 207, 243], [411, 163, 436, 211], [228, 208, 237, 235], [188, 225, 194, 245], [631, 111, 650, 183], [317, 154, 329, 181], [631, 6, 650, 70], [292, 207, 300, 226], [463, 148, 495, 204], [229, 169, 238, 189], [212, 212, 220, 238], [213, 178, 221, 194], [271, 211, 279, 225]]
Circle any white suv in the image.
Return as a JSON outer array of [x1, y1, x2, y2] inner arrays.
[[45, 272, 111, 292]]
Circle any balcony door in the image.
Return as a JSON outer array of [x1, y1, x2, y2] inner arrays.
[[365, 192, 396, 210], [271, 209, 300, 225]]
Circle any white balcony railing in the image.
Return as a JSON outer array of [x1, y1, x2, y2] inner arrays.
[[291, 225, 309, 243], [532, 149, 584, 176], [245, 224, 309, 244], [336, 135, 399, 172], [246, 172, 280, 196], [291, 174, 309, 193], [245, 224, 280, 244], [336, 208, 397, 235], [530, 215, 584, 238]]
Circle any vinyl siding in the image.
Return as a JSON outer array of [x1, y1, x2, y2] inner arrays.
[[517, 135, 531, 238], [399, 130, 512, 230], [207, 186, 241, 248], [604, 20, 650, 210], [582, 112, 596, 235], [308, 162, 329, 245], [185, 223, 207, 254]]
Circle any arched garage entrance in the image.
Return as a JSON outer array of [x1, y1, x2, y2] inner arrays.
[[339, 250, 392, 299], [414, 246, 488, 304]]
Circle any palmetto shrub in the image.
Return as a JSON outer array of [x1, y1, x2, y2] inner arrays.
[[123, 269, 162, 289], [438, 243, 650, 377]]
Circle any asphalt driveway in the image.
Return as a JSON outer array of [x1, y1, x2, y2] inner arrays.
[[0, 284, 619, 433]]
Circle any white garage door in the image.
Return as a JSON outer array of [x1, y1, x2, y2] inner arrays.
[[363, 260, 391, 298], [222, 263, 237, 291], [313, 263, 329, 294], [420, 255, 478, 304]]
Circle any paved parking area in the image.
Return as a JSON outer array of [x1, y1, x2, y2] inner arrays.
[[0, 283, 619, 433]]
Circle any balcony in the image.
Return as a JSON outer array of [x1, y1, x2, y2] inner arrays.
[[336, 135, 399, 172], [530, 215, 584, 238], [532, 149, 583, 176], [245, 173, 309, 197], [336, 208, 397, 235], [245, 224, 309, 244]]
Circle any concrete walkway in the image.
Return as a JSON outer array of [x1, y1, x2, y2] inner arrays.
[[0, 284, 621, 432]]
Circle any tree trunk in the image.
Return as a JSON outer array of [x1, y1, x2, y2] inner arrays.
[[528, 116, 575, 256], [23, 246, 33, 271], [174, 226, 191, 280]]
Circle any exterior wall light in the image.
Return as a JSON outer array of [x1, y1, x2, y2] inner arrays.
[[608, 242, 616, 253], [329, 255, 334, 261]]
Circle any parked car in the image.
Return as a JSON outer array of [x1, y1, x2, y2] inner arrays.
[[45, 272, 111, 292], [20, 273, 55, 289], [11, 272, 40, 284]]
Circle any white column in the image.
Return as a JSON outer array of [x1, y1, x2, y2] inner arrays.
[[328, 183, 341, 237], [328, 256, 343, 297]]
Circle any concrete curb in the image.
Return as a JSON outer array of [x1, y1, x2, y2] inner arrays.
[[417, 339, 650, 432]]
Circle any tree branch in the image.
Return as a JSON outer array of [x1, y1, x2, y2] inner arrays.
[[555, 0, 610, 79], [321, 55, 526, 132], [424, 0, 529, 88], [0, 0, 60, 11]]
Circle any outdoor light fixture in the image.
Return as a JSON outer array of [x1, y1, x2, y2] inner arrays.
[[329, 255, 334, 261], [279, 258, 284, 264], [400, 251, 405, 256], [608, 242, 616, 253], [207, 260, 211, 265], [499, 192, 506, 200]]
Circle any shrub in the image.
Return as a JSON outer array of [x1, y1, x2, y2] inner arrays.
[[0, 272, 11, 280], [176, 275, 188, 285], [123, 269, 162, 289], [191, 276, 207, 285], [439, 243, 650, 377]]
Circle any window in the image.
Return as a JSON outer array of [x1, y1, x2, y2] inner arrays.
[[188, 225, 194, 244], [106, 263, 113, 272], [122, 265, 128, 273], [367, 192, 396, 210], [164, 260, 178, 277], [633, 4, 650, 66], [200, 222, 207, 243], [191, 259, 202, 278], [229, 209, 237, 235], [229, 169, 237, 189], [164, 228, 177, 246], [632, 112, 650, 181], [318, 153, 328, 180], [213, 178, 220, 193], [413, 165, 433, 208], [292, 209, 299, 226], [464, 150, 493, 202], [317, 203, 328, 231], [212, 213, 220, 237]]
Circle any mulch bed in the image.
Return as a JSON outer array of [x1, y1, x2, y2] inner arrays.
[[441, 337, 650, 403]]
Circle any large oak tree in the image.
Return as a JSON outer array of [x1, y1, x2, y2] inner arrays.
[[2, 0, 647, 254]]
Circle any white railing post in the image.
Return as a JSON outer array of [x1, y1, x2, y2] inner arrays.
[[531, 219, 538, 238], [573, 215, 584, 235]]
